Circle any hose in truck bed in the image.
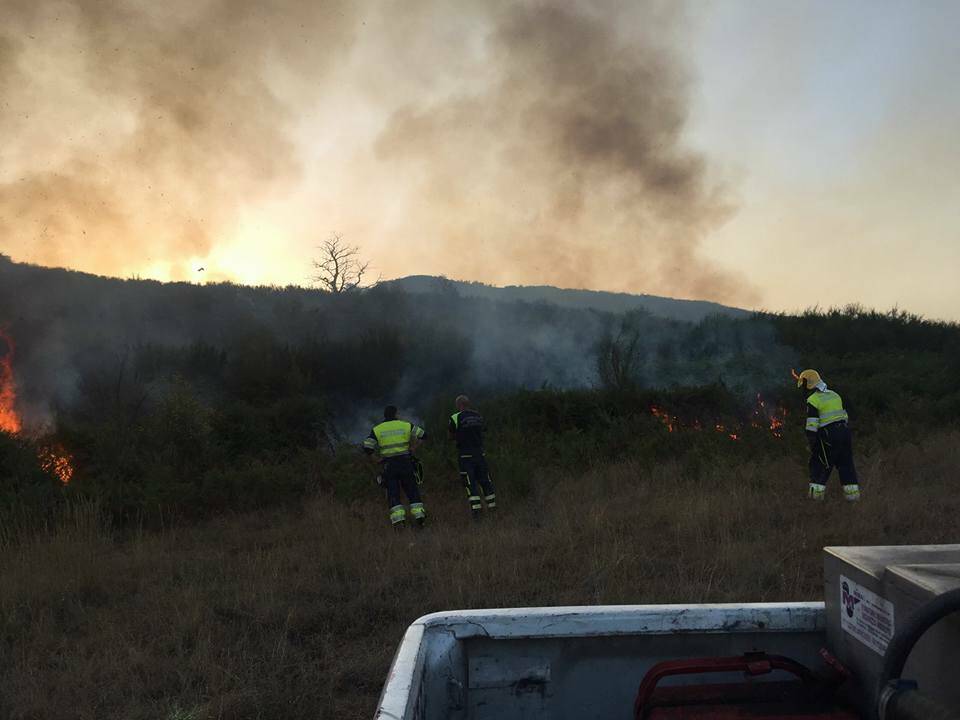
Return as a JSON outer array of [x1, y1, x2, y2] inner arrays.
[[875, 586, 960, 720]]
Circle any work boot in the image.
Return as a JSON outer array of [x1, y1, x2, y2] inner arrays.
[[808, 483, 826, 501], [843, 484, 861, 502], [471, 509, 481, 522], [415, 516, 426, 529], [393, 521, 407, 532]]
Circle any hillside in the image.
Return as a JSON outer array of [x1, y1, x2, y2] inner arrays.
[[384, 275, 749, 322], [0, 256, 778, 429]]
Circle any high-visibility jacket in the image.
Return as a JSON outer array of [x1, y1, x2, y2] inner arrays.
[[806, 390, 849, 433], [363, 419, 425, 459]]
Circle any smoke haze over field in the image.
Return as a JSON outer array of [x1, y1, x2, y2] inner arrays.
[[1, 0, 751, 303], [0, 257, 790, 431]]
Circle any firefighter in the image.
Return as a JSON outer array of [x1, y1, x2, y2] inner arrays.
[[448, 395, 496, 518], [796, 369, 861, 502], [363, 406, 427, 528]]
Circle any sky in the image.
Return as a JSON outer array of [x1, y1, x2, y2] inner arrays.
[[1, 0, 958, 319], [686, 1, 960, 319]]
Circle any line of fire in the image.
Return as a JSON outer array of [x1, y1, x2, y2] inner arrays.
[[649, 394, 787, 441]]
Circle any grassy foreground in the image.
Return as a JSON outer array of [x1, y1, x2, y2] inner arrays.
[[2, 431, 959, 720]]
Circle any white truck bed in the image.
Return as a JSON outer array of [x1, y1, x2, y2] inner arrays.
[[375, 603, 826, 720]]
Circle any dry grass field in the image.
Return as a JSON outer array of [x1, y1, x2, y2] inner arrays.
[[2, 430, 959, 719]]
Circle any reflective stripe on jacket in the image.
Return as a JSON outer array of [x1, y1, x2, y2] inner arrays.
[[365, 420, 425, 458], [806, 390, 849, 432]]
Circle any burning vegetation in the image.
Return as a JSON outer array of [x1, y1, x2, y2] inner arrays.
[[648, 393, 787, 441], [37, 444, 75, 486], [0, 328, 73, 484], [0, 329, 21, 435]]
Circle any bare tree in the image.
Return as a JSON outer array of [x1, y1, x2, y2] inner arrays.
[[311, 233, 373, 293], [596, 321, 644, 391]]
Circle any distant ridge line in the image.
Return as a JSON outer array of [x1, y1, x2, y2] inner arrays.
[[0, 255, 748, 324], [384, 275, 749, 323]]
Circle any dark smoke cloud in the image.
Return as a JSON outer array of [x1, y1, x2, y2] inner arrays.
[[0, 0, 354, 278], [373, 1, 751, 303]]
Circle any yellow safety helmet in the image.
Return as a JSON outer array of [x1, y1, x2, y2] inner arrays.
[[796, 369, 822, 390]]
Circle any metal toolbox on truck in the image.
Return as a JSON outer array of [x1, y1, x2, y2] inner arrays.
[[823, 544, 960, 713]]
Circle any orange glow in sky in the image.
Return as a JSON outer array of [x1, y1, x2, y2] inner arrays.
[[2, 1, 958, 319]]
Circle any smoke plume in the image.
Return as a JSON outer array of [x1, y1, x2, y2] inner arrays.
[[1, 0, 753, 302], [0, 0, 354, 279], [373, 1, 745, 301]]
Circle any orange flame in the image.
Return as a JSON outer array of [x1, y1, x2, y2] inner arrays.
[[39, 444, 75, 485], [0, 329, 21, 434], [650, 393, 788, 442], [649, 405, 675, 433], [751, 392, 788, 438], [0, 328, 74, 484]]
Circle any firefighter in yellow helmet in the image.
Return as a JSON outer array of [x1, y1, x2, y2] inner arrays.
[[363, 405, 427, 528], [796, 369, 860, 501]]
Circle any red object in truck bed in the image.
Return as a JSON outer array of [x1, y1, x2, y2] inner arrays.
[[634, 653, 861, 720]]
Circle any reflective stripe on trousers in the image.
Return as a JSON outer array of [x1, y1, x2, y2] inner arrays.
[[460, 455, 496, 511]]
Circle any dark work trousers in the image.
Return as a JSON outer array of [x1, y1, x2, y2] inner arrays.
[[809, 421, 859, 487], [459, 454, 496, 512], [383, 456, 423, 517]]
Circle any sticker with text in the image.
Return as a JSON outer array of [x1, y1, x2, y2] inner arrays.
[[840, 574, 895, 655]]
